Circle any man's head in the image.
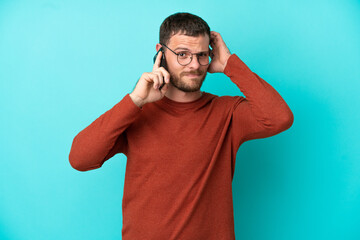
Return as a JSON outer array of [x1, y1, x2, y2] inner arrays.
[[157, 13, 211, 92]]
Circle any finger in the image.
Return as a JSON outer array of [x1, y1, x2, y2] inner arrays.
[[210, 37, 217, 48], [146, 73, 158, 89], [155, 71, 164, 87], [158, 67, 170, 83], [153, 50, 163, 71], [160, 82, 169, 93], [152, 73, 161, 89], [211, 32, 222, 44], [142, 72, 154, 84]]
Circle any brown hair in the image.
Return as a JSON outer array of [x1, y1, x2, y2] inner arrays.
[[159, 12, 210, 45]]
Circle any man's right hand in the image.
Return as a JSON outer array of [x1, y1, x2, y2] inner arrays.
[[129, 51, 170, 108]]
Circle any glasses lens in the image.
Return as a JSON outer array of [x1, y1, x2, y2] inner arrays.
[[177, 51, 211, 66], [198, 52, 210, 66], [177, 51, 192, 65]]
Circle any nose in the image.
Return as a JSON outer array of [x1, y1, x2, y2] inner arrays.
[[187, 55, 201, 69]]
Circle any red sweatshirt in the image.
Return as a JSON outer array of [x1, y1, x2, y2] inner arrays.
[[69, 54, 294, 240]]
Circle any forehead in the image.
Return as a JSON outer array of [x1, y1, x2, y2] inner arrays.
[[167, 33, 210, 51]]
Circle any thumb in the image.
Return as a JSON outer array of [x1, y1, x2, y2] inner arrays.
[[160, 83, 169, 94]]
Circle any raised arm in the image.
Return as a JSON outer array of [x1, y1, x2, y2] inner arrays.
[[69, 49, 172, 171], [68, 94, 141, 171], [225, 55, 294, 145], [208, 31, 293, 147]]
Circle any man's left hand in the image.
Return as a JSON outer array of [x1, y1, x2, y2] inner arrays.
[[207, 31, 232, 73]]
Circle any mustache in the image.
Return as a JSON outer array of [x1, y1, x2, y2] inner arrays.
[[181, 70, 205, 76]]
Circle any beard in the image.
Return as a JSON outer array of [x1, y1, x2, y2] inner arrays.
[[169, 69, 207, 92]]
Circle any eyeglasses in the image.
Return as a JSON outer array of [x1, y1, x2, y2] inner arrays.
[[161, 44, 211, 66]]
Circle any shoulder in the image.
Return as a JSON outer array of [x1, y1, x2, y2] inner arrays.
[[204, 92, 245, 107]]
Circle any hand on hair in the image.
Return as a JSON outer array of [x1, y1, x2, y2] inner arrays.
[[207, 31, 232, 73]]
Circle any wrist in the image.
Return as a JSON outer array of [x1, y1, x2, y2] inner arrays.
[[129, 93, 145, 108], [222, 53, 232, 71], [223, 53, 234, 73]]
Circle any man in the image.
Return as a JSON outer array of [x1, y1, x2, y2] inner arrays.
[[69, 12, 294, 240]]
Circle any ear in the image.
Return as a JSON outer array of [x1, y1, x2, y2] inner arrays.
[[156, 43, 163, 52]]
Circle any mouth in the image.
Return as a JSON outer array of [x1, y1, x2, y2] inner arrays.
[[186, 74, 200, 78], [183, 73, 202, 78]]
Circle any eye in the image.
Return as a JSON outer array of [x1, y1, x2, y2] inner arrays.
[[178, 52, 187, 57], [199, 52, 210, 57], [177, 51, 191, 60]]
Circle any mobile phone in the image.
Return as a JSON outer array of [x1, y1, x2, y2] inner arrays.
[[153, 47, 167, 90], [153, 47, 167, 69]]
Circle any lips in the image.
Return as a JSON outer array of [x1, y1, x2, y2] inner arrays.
[[183, 72, 202, 78], [186, 74, 200, 77]]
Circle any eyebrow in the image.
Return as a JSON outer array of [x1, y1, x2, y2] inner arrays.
[[174, 47, 209, 53], [174, 47, 190, 51]]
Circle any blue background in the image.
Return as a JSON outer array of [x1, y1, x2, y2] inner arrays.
[[1, 0, 359, 239]]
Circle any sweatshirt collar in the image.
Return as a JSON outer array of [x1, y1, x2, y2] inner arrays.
[[156, 92, 214, 110]]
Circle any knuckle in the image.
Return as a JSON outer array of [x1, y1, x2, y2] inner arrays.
[[141, 72, 150, 80], [149, 73, 157, 80]]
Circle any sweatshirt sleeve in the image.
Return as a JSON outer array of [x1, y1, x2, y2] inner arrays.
[[68, 94, 141, 171], [223, 54, 294, 146]]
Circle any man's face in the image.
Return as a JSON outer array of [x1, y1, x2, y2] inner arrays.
[[164, 33, 210, 92]]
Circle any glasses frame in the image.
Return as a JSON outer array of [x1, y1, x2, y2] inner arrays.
[[161, 43, 211, 66]]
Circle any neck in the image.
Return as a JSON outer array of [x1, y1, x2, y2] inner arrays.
[[165, 84, 203, 102]]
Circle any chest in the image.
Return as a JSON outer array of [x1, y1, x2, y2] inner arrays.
[[125, 108, 231, 168]]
